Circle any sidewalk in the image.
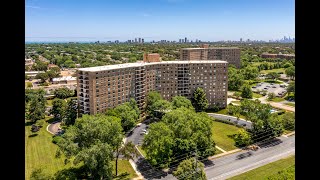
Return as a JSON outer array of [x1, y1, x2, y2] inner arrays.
[[209, 148, 242, 160]]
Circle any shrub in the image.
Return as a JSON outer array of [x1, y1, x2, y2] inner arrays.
[[52, 135, 63, 144]]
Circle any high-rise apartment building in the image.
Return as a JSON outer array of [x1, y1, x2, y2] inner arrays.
[[77, 60, 228, 115], [180, 44, 241, 68]]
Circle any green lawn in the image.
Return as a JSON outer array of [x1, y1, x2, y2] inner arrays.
[[25, 118, 72, 179], [211, 121, 242, 151], [228, 155, 295, 180], [112, 160, 138, 180], [260, 68, 285, 74], [214, 108, 246, 119], [215, 148, 223, 155], [268, 97, 285, 102], [230, 101, 240, 105], [285, 102, 295, 107], [46, 99, 53, 106], [137, 145, 147, 157], [252, 92, 263, 98], [26, 118, 137, 180]]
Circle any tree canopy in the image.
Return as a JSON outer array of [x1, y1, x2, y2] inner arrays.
[[57, 114, 124, 179], [143, 108, 215, 167], [192, 87, 209, 112], [173, 158, 207, 180]]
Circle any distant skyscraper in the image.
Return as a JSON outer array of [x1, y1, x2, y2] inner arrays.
[[240, 38, 242, 42], [138, 38, 141, 43], [185, 37, 187, 43], [142, 38, 144, 43], [135, 38, 137, 43]]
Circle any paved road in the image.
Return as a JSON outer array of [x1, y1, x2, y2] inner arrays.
[[257, 96, 295, 112], [126, 123, 147, 146], [162, 135, 295, 180], [47, 121, 61, 135], [208, 113, 252, 129]]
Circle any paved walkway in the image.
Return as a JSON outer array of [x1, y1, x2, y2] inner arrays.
[[257, 96, 295, 112], [216, 146, 227, 153], [46, 121, 61, 135]]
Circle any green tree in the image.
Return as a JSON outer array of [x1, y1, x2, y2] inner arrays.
[[287, 82, 295, 97], [143, 108, 215, 167], [173, 158, 207, 180], [35, 73, 49, 83], [171, 96, 194, 110], [285, 66, 295, 80], [106, 102, 138, 132], [149, 99, 172, 119], [50, 99, 67, 121], [54, 87, 74, 99], [241, 65, 259, 80], [281, 112, 295, 131], [267, 92, 276, 101], [28, 89, 46, 123], [115, 141, 139, 176], [241, 84, 253, 99], [26, 82, 33, 88], [142, 122, 174, 167], [128, 98, 140, 118], [73, 142, 114, 179], [64, 98, 78, 125], [227, 105, 241, 119], [57, 114, 123, 179], [146, 91, 163, 116], [266, 72, 280, 80], [233, 129, 252, 147], [192, 87, 208, 112], [30, 168, 53, 180], [228, 67, 244, 91]]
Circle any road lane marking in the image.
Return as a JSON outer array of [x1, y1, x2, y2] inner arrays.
[[208, 148, 295, 180]]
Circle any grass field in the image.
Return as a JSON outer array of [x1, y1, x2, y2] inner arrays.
[[25, 118, 72, 179], [230, 101, 240, 105], [228, 155, 295, 180], [211, 121, 241, 151], [252, 92, 263, 98], [268, 97, 285, 102], [214, 108, 246, 120], [46, 99, 53, 106], [111, 160, 138, 179], [26, 118, 137, 179], [285, 102, 295, 107], [260, 68, 285, 74]]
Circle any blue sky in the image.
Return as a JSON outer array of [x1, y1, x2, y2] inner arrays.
[[26, 0, 295, 42]]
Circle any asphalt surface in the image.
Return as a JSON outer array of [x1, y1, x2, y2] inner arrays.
[[47, 121, 62, 135], [252, 82, 287, 96], [208, 113, 252, 129], [162, 135, 295, 180], [126, 123, 147, 146]]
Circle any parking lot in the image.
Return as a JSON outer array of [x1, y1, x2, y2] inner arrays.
[[252, 82, 287, 97]]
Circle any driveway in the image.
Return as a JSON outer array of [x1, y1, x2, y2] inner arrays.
[[47, 121, 62, 135]]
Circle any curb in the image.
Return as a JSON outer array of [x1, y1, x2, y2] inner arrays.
[[135, 145, 145, 158], [46, 121, 61, 135], [209, 148, 242, 160]]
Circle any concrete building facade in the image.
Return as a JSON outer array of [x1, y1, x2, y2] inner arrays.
[[180, 46, 240, 68], [261, 53, 295, 60], [77, 60, 228, 115]]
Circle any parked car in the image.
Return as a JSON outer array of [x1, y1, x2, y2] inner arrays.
[[272, 86, 276, 88], [252, 86, 256, 88], [264, 87, 268, 90]]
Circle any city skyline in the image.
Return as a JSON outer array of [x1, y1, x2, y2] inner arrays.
[[26, 0, 295, 42]]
